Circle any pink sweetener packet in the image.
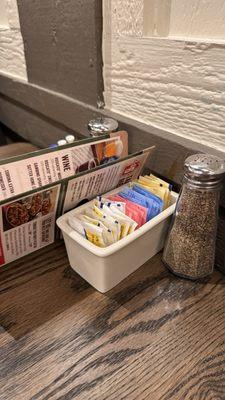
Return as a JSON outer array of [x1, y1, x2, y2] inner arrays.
[[110, 195, 146, 228], [107, 194, 147, 228]]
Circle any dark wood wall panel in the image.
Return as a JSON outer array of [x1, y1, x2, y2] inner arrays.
[[0, 95, 80, 148], [0, 74, 99, 141], [17, 0, 104, 106]]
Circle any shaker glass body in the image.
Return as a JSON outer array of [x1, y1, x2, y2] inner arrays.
[[163, 181, 220, 279]]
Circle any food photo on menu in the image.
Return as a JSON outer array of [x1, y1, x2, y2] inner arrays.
[[72, 137, 124, 173], [0, 185, 61, 267], [2, 189, 56, 231]]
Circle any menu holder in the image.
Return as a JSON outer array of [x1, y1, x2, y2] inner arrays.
[[0, 133, 154, 266]]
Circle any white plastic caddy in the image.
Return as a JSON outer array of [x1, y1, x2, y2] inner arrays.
[[57, 188, 178, 293]]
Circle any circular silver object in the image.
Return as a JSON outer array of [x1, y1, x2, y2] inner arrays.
[[88, 117, 118, 136], [184, 153, 225, 184]]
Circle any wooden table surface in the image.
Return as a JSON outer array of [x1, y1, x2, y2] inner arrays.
[[0, 242, 225, 400]]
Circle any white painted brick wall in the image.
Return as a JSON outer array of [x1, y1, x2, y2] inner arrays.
[[0, 0, 27, 80], [103, 0, 225, 152]]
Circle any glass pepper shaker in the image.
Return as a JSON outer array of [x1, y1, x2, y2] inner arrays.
[[163, 154, 225, 280], [88, 117, 118, 137]]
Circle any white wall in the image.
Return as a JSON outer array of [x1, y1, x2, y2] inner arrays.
[[0, 0, 27, 80], [103, 0, 225, 152], [170, 0, 225, 40], [0, 0, 9, 27]]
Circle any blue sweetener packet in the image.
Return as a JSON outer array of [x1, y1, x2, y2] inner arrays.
[[132, 184, 164, 212], [119, 188, 161, 221]]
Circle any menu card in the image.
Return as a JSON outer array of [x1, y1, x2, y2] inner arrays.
[[0, 133, 154, 266]]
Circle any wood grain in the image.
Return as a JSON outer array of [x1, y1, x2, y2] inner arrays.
[[0, 242, 225, 399]]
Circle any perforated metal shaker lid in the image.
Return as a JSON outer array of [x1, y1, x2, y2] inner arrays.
[[88, 117, 118, 136], [184, 153, 225, 183]]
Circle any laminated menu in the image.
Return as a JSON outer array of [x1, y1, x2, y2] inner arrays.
[[0, 133, 154, 266]]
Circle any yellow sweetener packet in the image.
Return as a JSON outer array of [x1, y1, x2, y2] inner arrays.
[[144, 174, 171, 188], [85, 206, 120, 242], [68, 216, 106, 247], [80, 214, 115, 246], [137, 177, 171, 209]]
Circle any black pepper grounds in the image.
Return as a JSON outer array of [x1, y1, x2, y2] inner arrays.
[[163, 186, 219, 279]]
